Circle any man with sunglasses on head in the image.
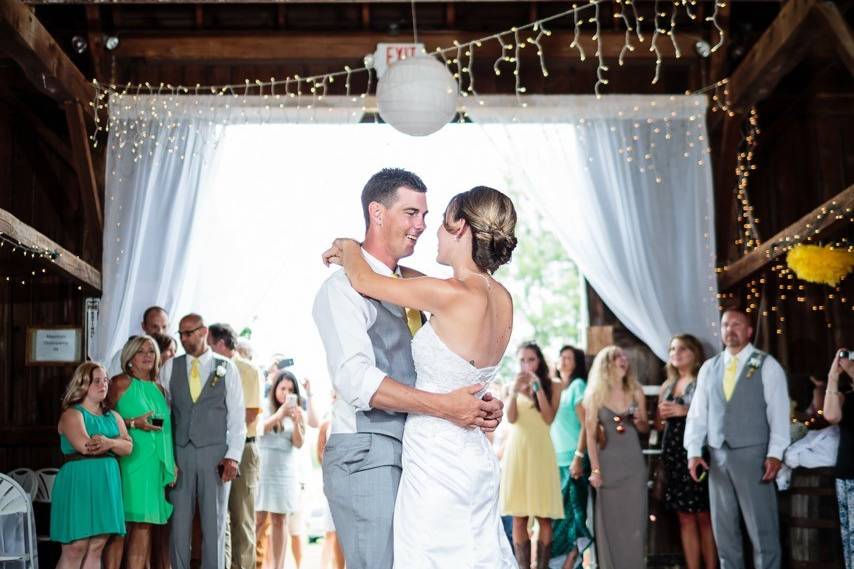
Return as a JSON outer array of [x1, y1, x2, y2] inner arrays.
[[160, 314, 246, 569]]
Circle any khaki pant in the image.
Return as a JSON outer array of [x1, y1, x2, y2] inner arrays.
[[225, 442, 260, 569]]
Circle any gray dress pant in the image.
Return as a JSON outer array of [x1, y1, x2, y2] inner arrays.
[[709, 444, 781, 569], [170, 443, 232, 569], [322, 433, 402, 569]]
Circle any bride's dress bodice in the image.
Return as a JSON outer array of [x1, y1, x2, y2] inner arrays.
[[406, 321, 498, 442]]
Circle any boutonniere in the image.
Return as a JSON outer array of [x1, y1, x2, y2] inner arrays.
[[211, 363, 227, 387], [745, 354, 763, 379]]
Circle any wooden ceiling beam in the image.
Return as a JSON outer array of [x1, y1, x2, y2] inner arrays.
[[718, 184, 854, 291], [85, 5, 107, 84], [0, 207, 101, 291], [64, 100, 103, 237], [724, 0, 820, 113], [812, 2, 854, 77], [0, 0, 95, 121], [113, 31, 698, 63]]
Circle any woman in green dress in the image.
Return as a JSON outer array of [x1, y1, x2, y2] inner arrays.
[[550, 345, 592, 569], [105, 335, 176, 569], [52, 362, 133, 569]]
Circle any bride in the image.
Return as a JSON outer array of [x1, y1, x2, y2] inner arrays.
[[323, 185, 518, 568]]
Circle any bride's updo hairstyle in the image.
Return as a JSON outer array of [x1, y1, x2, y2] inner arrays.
[[443, 186, 518, 274]]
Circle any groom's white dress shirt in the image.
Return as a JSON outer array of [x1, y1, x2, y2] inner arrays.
[[684, 343, 790, 460], [160, 348, 246, 462], [313, 249, 403, 435]]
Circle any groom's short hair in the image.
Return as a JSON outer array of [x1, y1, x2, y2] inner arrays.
[[361, 168, 427, 228]]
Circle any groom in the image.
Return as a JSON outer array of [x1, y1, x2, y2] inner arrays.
[[313, 168, 504, 569]]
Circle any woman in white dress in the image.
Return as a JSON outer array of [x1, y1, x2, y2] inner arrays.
[[324, 186, 518, 568], [255, 371, 305, 569]]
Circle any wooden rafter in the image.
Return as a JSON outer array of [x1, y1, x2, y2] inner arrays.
[[114, 31, 698, 63], [85, 5, 108, 84], [813, 2, 854, 77], [724, 0, 819, 113], [64, 101, 103, 234], [0, 0, 95, 121], [718, 185, 854, 291], [0, 208, 101, 290]]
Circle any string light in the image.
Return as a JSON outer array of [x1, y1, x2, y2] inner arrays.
[[0, 233, 60, 261], [733, 106, 761, 253]]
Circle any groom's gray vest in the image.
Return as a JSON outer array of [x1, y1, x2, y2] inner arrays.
[[356, 298, 418, 441], [706, 350, 771, 450], [171, 354, 231, 448]]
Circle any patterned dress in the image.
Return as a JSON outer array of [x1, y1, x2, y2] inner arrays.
[[661, 381, 710, 513]]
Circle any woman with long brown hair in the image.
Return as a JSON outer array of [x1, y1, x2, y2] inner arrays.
[[656, 335, 715, 569], [51, 362, 133, 569], [500, 342, 564, 568]]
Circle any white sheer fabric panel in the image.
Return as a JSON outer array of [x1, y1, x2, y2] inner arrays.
[[469, 96, 719, 359], [94, 96, 364, 362]]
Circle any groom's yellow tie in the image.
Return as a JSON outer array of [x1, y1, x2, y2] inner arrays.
[[189, 358, 202, 402], [393, 274, 423, 337], [723, 355, 739, 401]]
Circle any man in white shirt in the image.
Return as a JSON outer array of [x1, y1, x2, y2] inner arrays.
[[313, 168, 503, 569], [162, 314, 246, 569], [107, 305, 169, 376], [684, 308, 790, 569]]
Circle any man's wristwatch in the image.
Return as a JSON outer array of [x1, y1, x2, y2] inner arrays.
[[574, 450, 585, 459]]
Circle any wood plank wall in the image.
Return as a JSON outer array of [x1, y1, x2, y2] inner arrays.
[[0, 99, 89, 473]]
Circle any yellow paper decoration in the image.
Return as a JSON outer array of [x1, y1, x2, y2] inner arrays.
[[786, 244, 854, 287]]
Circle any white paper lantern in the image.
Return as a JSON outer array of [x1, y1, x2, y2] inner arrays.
[[376, 55, 459, 137]]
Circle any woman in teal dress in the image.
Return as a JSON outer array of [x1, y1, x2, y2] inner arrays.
[[105, 335, 176, 569], [51, 362, 133, 569], [550, 345, 592, 569]]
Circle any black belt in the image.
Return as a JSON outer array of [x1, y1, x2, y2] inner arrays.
[[245, 437, 256, 443]]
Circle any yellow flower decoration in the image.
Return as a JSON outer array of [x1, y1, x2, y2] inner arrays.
[[786, 244, 854, 287]]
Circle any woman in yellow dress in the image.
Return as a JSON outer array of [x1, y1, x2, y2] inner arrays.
[[500, 342, 564, 568]]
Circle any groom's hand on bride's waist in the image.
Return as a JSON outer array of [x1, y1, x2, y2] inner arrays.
[[442, 385, 504, 431]]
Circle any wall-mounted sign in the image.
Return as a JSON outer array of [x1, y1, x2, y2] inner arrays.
[[373, 43, 426, 78], [26, 327, 82, 366]]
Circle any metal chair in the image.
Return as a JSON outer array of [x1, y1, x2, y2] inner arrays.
[[6, 470, 36, 501], [32, 469, 58, 545], [0, 473, 38, 569]]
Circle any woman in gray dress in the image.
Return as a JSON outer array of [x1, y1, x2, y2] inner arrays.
[[584, 346, 649, 569], [255, 371, 305, 569]]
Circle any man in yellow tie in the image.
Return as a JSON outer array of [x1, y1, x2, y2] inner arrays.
[[160, 314, 246, 569], [684, 308, 791, 569]]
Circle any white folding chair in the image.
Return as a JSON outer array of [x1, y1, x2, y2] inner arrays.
[[32, 469, 58, 545], [6, 470, 36, 501], [32, 470, 57, 506], [0, 473, 38, 569]]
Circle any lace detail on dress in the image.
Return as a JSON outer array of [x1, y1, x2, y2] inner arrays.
[[406, 322, 498, 443]]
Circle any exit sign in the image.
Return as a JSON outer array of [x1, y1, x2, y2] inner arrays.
[[374, 43, 427, 78]]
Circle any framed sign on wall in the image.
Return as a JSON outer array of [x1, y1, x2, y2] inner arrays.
[[25, 327, 82, 366]]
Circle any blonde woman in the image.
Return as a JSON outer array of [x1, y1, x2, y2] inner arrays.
[[656, 335, 715, 569], [584, 346, 649, 569], [51, 362, 132, 569], [106, 336, 176, 569]]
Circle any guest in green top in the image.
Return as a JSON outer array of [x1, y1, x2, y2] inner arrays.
[[550, 345, 592, 569], [52, 362, 133, 569], [105, 335, 177, 569]]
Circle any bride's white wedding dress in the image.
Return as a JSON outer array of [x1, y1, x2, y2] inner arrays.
[[393, 321, 516, 568]]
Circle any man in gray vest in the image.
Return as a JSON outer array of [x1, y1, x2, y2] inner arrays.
[[161, 313, 246, 569], [313, 168, 504, 569], [685, 308, 790, 569]]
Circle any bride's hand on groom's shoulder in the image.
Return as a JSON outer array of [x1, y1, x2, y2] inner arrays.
[[322, 238, 360, 267]]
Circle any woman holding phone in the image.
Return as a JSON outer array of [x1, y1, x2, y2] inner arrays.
[[105, 335, 176, 569], [256, 371, 305, 569], [500, 342, 564, 568]]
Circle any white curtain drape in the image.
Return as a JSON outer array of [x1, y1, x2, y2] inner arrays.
[[96, 93, 718, 363], [94, 96, 364, 362], [468, 96, 719, 359]]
